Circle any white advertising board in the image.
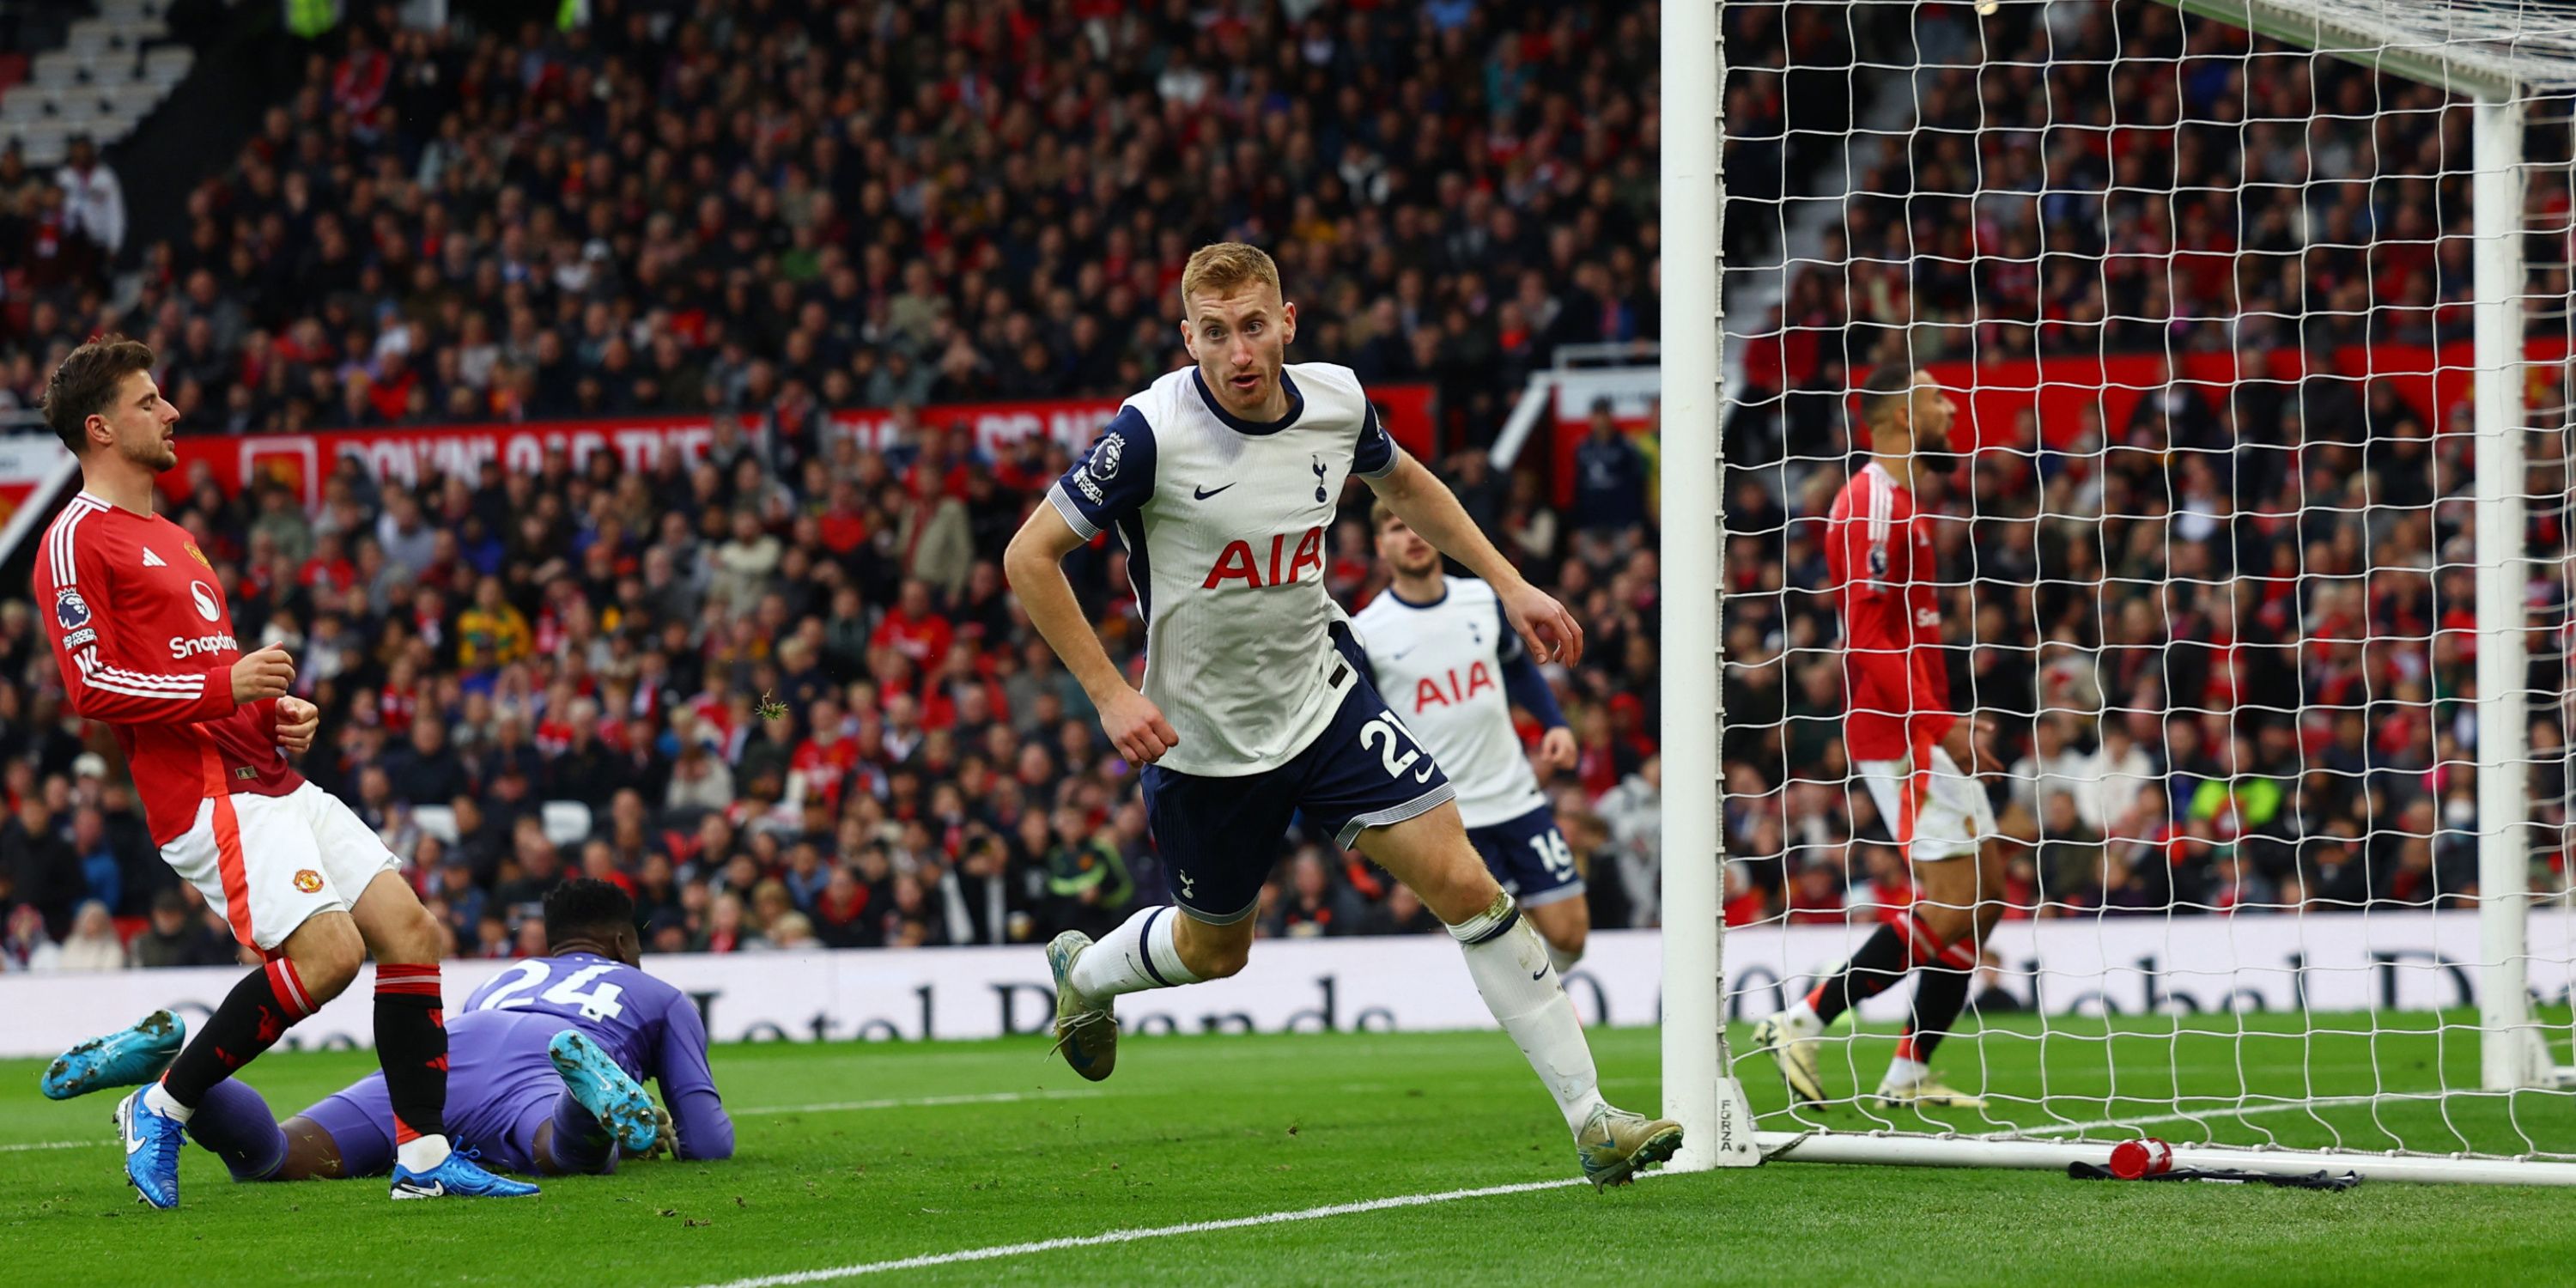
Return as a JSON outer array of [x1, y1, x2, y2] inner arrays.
[[0, 912, 2561, 1058]]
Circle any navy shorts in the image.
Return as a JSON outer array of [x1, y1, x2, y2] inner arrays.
[[1142, 633, 1455, 925], [1467, 805, 1586, 908]]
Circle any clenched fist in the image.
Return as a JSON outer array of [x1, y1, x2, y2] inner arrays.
[[274, 695, 318, 756], [231, 644, 295, 705]]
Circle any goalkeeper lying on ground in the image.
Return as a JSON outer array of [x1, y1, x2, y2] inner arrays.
[[45, 878, 732, 1179]]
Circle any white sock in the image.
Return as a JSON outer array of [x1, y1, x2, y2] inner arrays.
[[1546, 942, 1583, 975], [143, 1080, 194, 1123], [1450, 893, 1607, 1135], [397, 1133, 453, 1173], [1777, 999, 1822, 1036], [1880, 1056, 1929, 1091], [1068, 906, 1201, 1000]]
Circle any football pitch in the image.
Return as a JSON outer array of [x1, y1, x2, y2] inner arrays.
[[3, 1018, 2570, 1287]]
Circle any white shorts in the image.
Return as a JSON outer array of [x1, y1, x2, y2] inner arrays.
[[161, 781, 401, 951], [1853, 746, 1996, 863]]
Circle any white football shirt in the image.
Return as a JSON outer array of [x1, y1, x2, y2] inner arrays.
[[1347, 575, 1552, 829], [1048, 362, 1399, 776]]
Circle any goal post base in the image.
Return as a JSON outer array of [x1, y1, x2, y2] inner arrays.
[[1754, 1132, 2576, 1187], [2482, 1025, 2564, 1091], [1663, 1077, 1765, 1173]]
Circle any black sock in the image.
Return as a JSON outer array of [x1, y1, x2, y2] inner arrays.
[[374, 963, 448, 1145], [161, 960, 316, 1108], [1806, 912, 1935, 1027], [1902, 939, 1980, 1066]]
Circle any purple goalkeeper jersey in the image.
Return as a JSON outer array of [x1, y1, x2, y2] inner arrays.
[[450, 952, 734, 1162], [299, 953, 733, 1173]]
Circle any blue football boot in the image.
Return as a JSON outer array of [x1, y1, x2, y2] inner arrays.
[[112, 1086, 186, 1209], [45, 1010, 185, 1101], [390, 1148, 541, 1200], [547, 1030, 658, 1154]]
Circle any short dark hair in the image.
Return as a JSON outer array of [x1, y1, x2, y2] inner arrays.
[[1856, 364, 1919, 428], [543, 878, 637, 950], [1369, 497, 1402, 533], [42, 336, 155, 455]]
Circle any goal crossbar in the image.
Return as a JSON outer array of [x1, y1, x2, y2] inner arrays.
[[2160, 0, 2576, 99]]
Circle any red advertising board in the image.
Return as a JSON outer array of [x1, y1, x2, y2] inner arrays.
[[164, 385, 1437, 506], [1926, 338, 2573, 454], [1547, 339, 2574, 505]]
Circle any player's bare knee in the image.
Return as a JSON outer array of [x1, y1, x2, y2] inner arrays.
[[1174, 914, 1253, 979], [1915, 901, 1972, 946], [1550, 919, 1588, 957], [286, 917, 366, 1000], [368, 902, 444, 965], [1184, 940, 1250, 979], [1413, 860, 1502, 927], [1181, 934, 1250, 980]]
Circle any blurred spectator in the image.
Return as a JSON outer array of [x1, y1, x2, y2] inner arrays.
[[1265, 850, 1368, 939], [56, 135, 123, 270], [3, 798, 82, 939], [3, 902, 62, 971], [1570, 401, 1648, 535], [1042, 806, 1133, 939], [1595, 757, 1662, 927], [132, 888, 238, 969], [939, 833, 1026, 946], [57, 901, 130, 971]]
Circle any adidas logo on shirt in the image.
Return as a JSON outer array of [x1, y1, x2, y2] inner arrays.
[[141, 548, 166, 568]]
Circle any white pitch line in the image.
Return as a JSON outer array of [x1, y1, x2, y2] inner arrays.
[[675, 1176, 1606, 1288], [734, 1089, 1103, 1117], [0, 1139, 98, 1153]]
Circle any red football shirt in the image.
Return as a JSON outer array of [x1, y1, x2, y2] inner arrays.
[[36, 492, 301, 844], [1825, 462, 1953, 762]]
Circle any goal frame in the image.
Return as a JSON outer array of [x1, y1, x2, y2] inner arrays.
[[1662, 0, 2576, 1182]]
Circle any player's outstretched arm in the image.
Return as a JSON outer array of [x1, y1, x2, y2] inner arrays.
[[1003, 503, 1180, 764], [1492, 601, 1577, 767], [656, 994, 734, 1162], [1365, 451, 1584, 665]]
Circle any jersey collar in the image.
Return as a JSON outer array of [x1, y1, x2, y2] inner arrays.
[[1383, 579, 1449, 609], [1192, 368, 1304, 435]]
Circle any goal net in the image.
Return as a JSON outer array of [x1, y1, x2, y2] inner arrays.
[[1674, 0, 2576, 1182]]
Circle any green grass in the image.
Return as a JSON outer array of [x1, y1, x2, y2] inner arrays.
[[3, 1017, 2572, 1286]]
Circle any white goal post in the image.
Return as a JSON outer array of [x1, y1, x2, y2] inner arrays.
[[1661, 0, 2576, 1182]]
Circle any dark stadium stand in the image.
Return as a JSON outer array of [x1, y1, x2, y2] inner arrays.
[[0, 1, 1668, 965], [5, 0, 2496, 969]]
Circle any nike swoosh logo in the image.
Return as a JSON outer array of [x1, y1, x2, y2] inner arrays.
[[1388, 646, 1417, 660], [1531, 967, 1547, 981], [393, 1180, 447, 1197], [1192, 483, 1236, 500], [125, 1129, 148, 1155]]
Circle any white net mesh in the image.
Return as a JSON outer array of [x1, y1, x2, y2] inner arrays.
[[1720, 0, 2576, 1169]]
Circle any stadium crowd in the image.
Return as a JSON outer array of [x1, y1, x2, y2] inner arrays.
[[1722, 0, 2574, 924], [0, 0, 1682, 968], [10, 0, 2532, 973]]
